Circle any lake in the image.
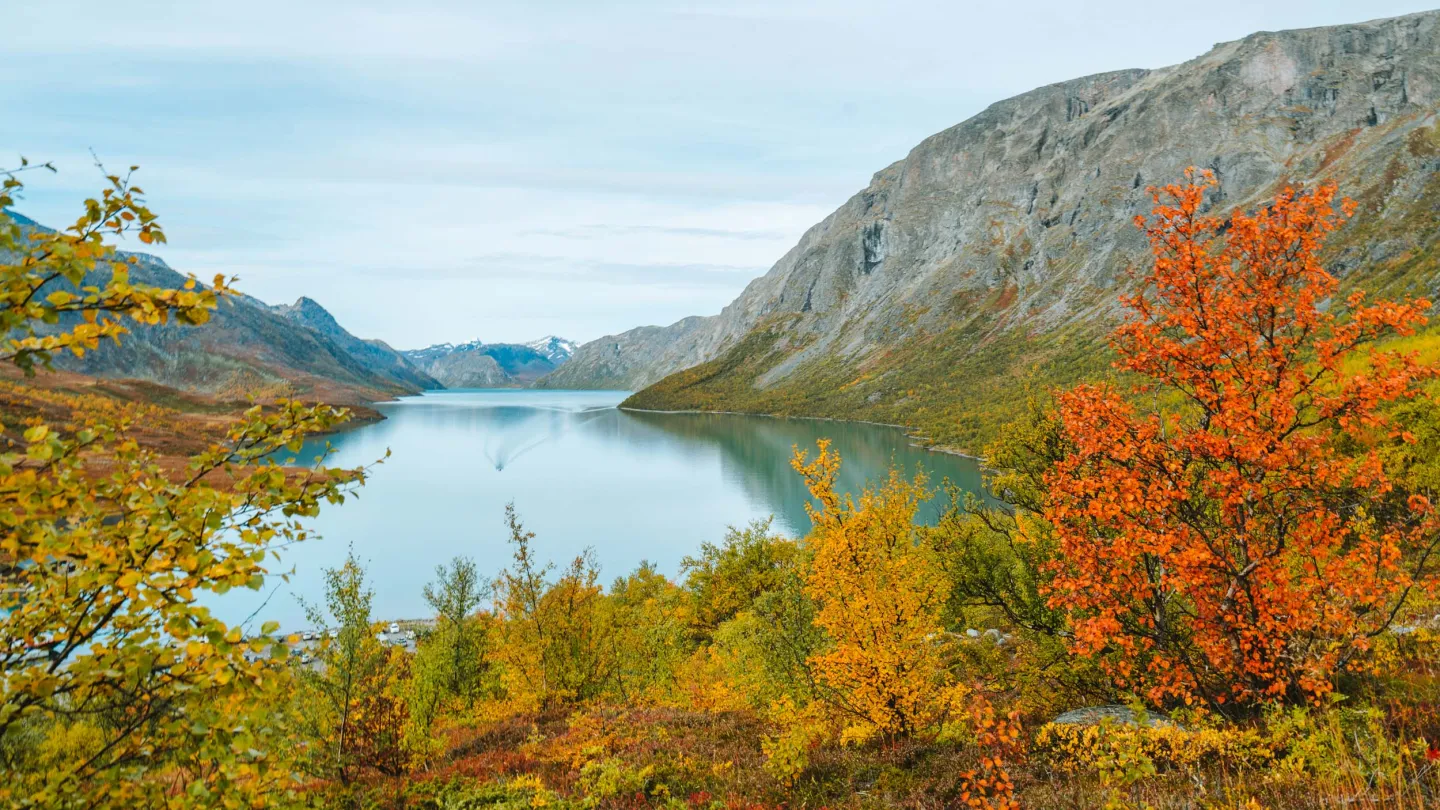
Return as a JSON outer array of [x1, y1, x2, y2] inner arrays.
[[226, 389, 986, 630]]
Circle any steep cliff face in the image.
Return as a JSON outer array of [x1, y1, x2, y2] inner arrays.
[[611, 10, 1440, 451]]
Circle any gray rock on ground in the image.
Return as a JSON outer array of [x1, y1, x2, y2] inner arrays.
[[1050, 705, 1181, 729]]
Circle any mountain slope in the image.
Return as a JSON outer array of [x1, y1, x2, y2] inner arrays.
[[536, 318, 707, 390], [270, 297, 439, 391], [610, 10, 1440, 452], [5, 214, 431, 404], [404, 341, 512, 388]]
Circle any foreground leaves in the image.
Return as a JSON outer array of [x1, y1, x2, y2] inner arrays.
[[0, 168, 365, 809]]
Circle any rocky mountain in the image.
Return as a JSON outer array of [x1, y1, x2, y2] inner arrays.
[[404, 344, 511, 388], [562, 9, 1440, 452], [404, 338, 574, 388], [5, 213, 433, 404], [270, 297, 439, 391], [524, 336, 578, 365], [536, 318, 707, 391]]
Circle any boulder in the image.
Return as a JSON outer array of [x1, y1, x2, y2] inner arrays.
[[1050, 705, 1180, 729]]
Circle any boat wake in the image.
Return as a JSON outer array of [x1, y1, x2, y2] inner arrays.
[[482, 407, 613, 471]]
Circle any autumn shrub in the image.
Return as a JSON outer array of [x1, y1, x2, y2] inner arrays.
[[705, 560, 824, 712], [681, 519, 799, 641], [758, 695, 826, 790], [351, 646, 417, 777], [673, 522, 815, 716], [1033, 719, 1275, 778], [493, 504, 616, 711], [0, 714, 106, 785], [1043, 170, 1440, 712], [791, 440, 960, 743], [925, 396, 1118, 718], [295, 550, 414, 782], [928, 395, 1066, 638], [1029, 702, 1438, 809], [1264, 703, 1433, 794], [407, 556, 495, 766], [957, 697, 1024, 810], [1377, 395, 1440, 496], [422, 556, 494, 708], [409, 774, 567, 810], [608, 563, 693, 704], [670, 643, 752, 714], [576, 757, 662, 806]]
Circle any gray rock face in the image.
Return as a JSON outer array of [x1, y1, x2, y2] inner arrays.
[[413, 348, 511, 388], [1050, 705, 1180, 729], [535, 317, 709, 391], [552, 10, 1440, 392]]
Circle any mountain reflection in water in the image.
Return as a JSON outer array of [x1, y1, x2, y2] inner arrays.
[[612, 409, 985, 533], [228, 390, 985, 629]]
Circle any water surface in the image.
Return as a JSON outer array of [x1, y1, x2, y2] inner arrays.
[[230, 390, 984, 628]]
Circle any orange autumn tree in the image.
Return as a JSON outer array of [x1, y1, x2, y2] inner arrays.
[[1044, 169, 1439, 712]]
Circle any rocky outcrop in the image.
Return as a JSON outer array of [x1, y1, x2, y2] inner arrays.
[[561, 10, 1440, 431]]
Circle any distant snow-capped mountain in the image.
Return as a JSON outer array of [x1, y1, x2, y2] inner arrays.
[[523, 336, 577, 365], [402, 336, 576, 389]]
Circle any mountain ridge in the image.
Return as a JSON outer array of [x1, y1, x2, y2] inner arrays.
[[270, 296, 439, 391], [3, 216, 435, 404]]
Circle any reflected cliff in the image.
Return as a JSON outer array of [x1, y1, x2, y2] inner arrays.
[[241, 390, 987, 629], [610, 410, 984, 534]]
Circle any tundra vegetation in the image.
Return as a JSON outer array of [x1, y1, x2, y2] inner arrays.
[[1, 168, 1438, 809]]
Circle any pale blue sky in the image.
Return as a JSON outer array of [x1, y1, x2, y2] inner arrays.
[[3, 1, 1432, 347]]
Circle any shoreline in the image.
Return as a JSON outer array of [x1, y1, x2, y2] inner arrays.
[[618, 405, 983, 462]]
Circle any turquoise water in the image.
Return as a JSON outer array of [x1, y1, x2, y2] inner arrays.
[[225, 390, 985, 630]]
